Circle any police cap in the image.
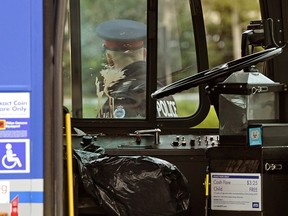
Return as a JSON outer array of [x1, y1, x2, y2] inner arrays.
[[96, 19, 146, 51]]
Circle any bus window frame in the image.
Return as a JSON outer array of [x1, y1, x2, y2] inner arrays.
[[68, 0, 211, 134]]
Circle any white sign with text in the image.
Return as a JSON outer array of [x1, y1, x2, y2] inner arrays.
[[211, 173, 261, 211], [0, 92, 30, 118]]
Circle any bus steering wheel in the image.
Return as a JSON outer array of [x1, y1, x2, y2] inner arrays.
[[151, 47, 283, 99]]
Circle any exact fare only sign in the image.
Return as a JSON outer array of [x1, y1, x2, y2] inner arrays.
[[0, 93, 30, 118]]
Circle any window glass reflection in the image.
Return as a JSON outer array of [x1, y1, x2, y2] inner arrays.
[[80, 0, 147, 118], [157, 0, 199, 118], [63, 0, 200, 119]]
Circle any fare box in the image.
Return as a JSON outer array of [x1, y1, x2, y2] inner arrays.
[[211, 173, 262, 211]]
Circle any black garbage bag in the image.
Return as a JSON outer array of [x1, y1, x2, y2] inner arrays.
[[74, 150, 191, 216]]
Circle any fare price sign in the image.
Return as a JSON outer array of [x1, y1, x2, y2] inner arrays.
[[211, 173, 262, 211]]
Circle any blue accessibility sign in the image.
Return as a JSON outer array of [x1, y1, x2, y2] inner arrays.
[[0, 139, 30, 173]]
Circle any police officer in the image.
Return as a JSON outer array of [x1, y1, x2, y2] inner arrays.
[[96, 19, 177, 118]]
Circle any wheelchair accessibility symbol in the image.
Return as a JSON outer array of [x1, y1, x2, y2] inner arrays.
[[2, 143, 22, 169], [0, 139, 30, 173]]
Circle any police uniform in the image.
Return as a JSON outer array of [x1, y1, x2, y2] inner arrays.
[[96, 19, 177, 118]]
